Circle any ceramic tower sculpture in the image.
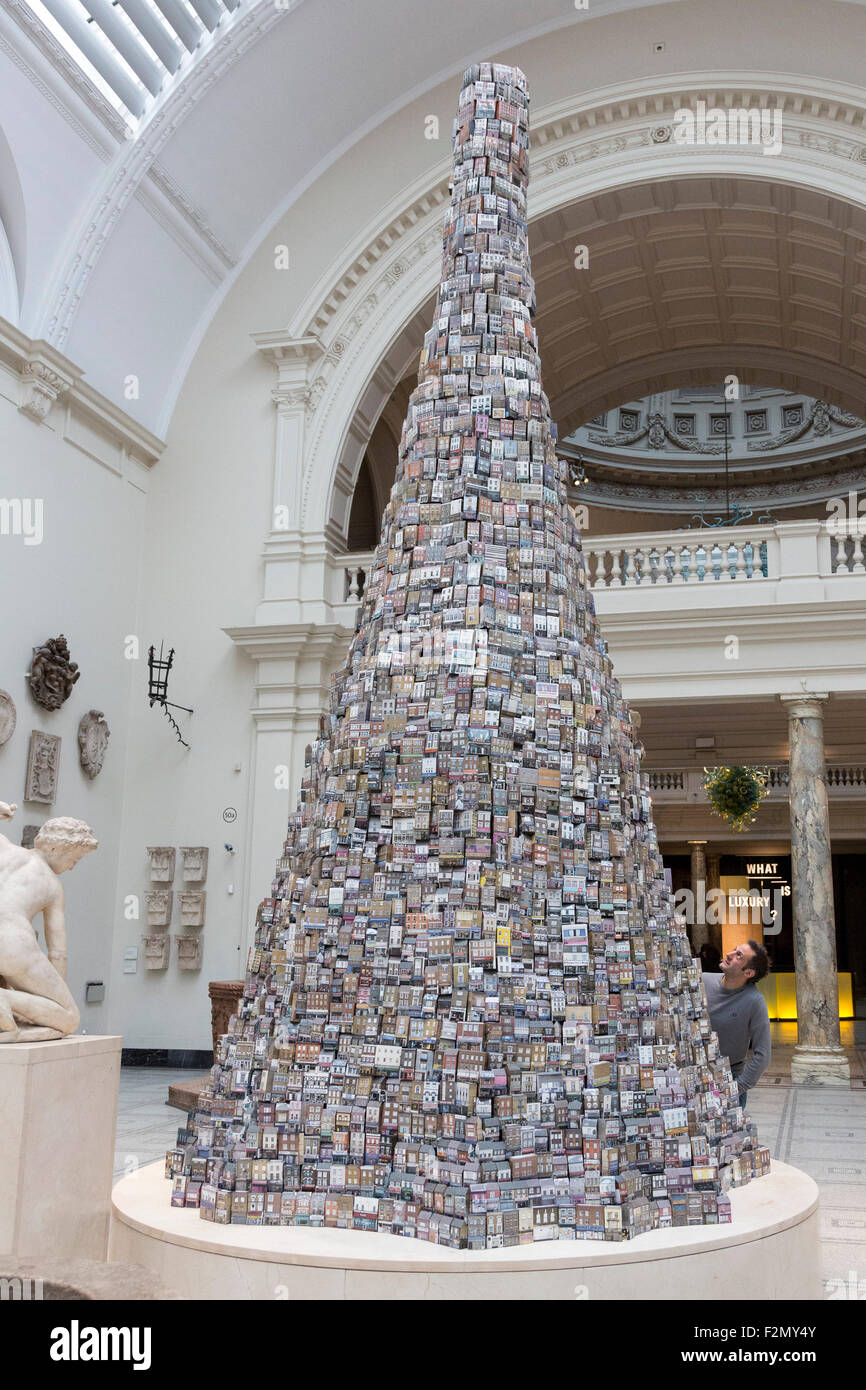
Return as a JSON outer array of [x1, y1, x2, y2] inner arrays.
[[169, 62, 769, 1245]]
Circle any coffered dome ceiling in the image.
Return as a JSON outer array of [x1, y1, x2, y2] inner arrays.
[[531, 175, 866, 426], [353, 173, 866, 535], [560, 385, 866, 514]]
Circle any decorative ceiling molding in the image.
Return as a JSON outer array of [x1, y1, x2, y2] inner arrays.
[[278, 74, 866, 536], [571, 457, 866, 513], [0, 319, 163, 462], [747, 399, 862, 451], [37, 0, 298, 350], [0, 1, 122, 157], [137, 161, 238, 283], [563, 395, 866, 488], [295, 73, 866, 349]]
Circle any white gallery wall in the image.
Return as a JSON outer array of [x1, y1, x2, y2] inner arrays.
[[2, 0, 866, 1047], [0, 355, 150, 1038]]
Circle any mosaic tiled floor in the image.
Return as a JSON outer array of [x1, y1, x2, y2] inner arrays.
[[115, 1020, 866, 1298]]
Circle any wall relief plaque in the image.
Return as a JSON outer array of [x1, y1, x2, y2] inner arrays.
[[0, 690, 16, 747], [27, 635, 80, 710], [175, 934, 202, 971], [179, 846, 208, 883], [145, 889, 173, 927], [147, 846, 175, 882], [142, 934, 170, 970], [24, 731, 61, 805], [78, 709, 110, 779], [179, 890, 206, 928]]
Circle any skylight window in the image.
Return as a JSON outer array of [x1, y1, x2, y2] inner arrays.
[[22, 0, 243, 127]]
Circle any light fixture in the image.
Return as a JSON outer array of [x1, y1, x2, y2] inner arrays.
[[686, 391, 779, 530], [147, 640, 193, 747]]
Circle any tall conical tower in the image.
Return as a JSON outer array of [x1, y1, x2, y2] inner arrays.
[[169, 62, 768, 1246]]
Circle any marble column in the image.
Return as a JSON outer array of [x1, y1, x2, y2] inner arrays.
[[706, 852, 722, 953], [688, 840, 708, 951], [780, 695, 849, 1085]]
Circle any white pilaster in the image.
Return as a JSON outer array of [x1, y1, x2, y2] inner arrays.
[[252, 331, 325, 526], [225, 623, 356, 956]]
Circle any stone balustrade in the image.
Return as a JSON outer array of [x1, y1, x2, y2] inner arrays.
[[646, 764, 866, 801], [344, 519, 863, 603], [583, 519, 863, 589], [337, 519, 866, 705]]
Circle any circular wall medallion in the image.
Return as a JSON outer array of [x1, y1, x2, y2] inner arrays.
[[0, 690, 16, 746]]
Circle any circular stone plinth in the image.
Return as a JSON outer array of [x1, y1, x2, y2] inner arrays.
[[109, 1160, 820, 1301]]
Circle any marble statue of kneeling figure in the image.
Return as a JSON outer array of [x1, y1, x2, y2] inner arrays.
[[0, 801, 97, 1042]]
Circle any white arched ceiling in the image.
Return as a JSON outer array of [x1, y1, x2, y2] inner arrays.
[[283, 76, 866, 540], [5, 0, 866, 431], [0, 123, 25, 322], [0, 216, 19, 323]]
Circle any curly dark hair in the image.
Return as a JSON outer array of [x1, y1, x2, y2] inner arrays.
[[745, 939, 770, 983]]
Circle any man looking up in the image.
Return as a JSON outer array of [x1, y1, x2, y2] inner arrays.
[[703, 940, 771, 1109]]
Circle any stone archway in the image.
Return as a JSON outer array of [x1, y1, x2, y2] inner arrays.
[[277, 74, 866, 544]]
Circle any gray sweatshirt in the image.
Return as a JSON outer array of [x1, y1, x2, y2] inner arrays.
[[702, 972, 771, 1090]]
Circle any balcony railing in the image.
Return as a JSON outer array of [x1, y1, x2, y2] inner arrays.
[[645, 765, 866, 801], [342, 521, 865, 603], [583, 520, 863, 589]]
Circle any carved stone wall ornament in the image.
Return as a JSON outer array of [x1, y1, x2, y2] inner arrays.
[[25, 731, 61, 805], [179, 890, 206, 928], [27, 635, 80, 710], [0, 691, 16, 746], [147, 846, 176, 881], [78, 709, 110, 779], [175, 934, 203, 971], [142, 934, 170, 970], [145, 889, 173, 927], [179, 846, 208, 883], [18, 357, 77, 423]]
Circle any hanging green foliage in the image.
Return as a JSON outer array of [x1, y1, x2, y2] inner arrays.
[[702, 765, 770, 832]]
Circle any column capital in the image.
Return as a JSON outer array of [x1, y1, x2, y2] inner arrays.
[[18, 346, 82, 423], [780, 693, 829, 720], [252, 333, 326, 413], [252, 332, 325, 369]]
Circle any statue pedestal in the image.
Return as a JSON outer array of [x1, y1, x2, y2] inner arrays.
[[0, 1034, 122, 1261], [110, 1159, 820, 1301]]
